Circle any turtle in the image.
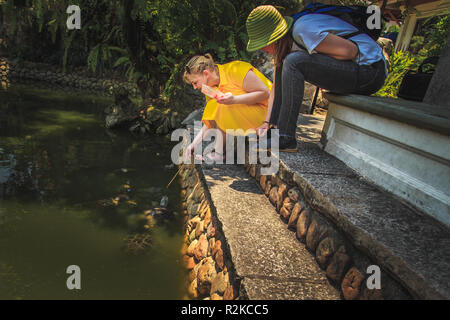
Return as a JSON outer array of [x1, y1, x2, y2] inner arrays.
[[122, 233, 152, 255], [97, 199, 115, 208]]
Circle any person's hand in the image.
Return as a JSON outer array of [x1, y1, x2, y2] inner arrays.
[[257, 122, 270, 137], [216, 92, 234, 105]]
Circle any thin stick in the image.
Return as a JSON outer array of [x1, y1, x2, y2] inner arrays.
[[167, 167, 182, 188]]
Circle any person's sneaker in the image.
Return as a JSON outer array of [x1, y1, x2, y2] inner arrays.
[[279, 135, 298, 152], [254, 135, 298, 153]]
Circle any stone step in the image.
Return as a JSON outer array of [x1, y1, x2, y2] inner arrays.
[[273, 113, 450, 299], [201, 164, 341, 300], [322, 93, 450, 226]]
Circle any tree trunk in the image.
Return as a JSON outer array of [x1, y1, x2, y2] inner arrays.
[[121, 0, 163, 102], [423, 33, 450, 107]]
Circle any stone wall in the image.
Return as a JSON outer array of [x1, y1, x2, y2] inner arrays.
[[0, 57, 10, 89], [244, 161, 413, 300], [177, 158, 416, 300], [0, 58, 138, 95], [179, 164, 240, 300]]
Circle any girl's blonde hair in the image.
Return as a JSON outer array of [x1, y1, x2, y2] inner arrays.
[[183, 53, 215, 83]]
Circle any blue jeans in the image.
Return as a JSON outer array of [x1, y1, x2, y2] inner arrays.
[[270, 50, 387, 137]]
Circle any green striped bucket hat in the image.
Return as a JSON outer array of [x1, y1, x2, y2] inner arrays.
[[246, 5, 293, 52]]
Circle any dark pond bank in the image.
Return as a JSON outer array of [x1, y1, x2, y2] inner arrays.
[[0, 84, 185, 299]]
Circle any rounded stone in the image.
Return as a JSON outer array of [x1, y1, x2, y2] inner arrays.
[[288, 203, 302, 231], [189, 262, 202, 283], [207, 237, 215, 256], [187, 239, 198, 256], [194, 234, 209, 261], [276, 184, 288, 210], [288, 188, 301, 202], [296, 208, 311, 241], [198, 200, 208, 217], [326, 246, 351, 284], [188, 228, 196, 243], [195, 220, 204, 238], [189, 216, 201, 229], [315, 237, 337, 270], [264, 180, 272, 196], [280, 207, 291, 221], [184, 256, 196, 270], [282, 197, 294, 211], [224, 285, 236, 300], [188, 278, 199, 299], [259, 175, 268, 191], [212, 240, 222, 257], [269, 186, 279, 206], [215, 248, 224, 270], [210, 271, 229, 295], [341, 267, 365, 300], [207, 223, 216, 239], [197, 257, 217, 296], [204, 207, 212, 228], [306, 219, 329, 252], [211, 293, 223, 300], [271, 175, 281, 186]]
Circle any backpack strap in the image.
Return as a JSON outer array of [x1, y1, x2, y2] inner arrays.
[[341, 31, 361, 39]]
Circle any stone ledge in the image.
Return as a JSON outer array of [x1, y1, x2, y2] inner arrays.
[[274, 139, 450, 300], [324, 93, 450, 136]]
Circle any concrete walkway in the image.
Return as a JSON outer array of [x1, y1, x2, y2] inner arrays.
[[202, 164, 340, 300]]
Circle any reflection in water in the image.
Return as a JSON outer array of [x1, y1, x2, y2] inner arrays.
[[0, 85, 185, 299]]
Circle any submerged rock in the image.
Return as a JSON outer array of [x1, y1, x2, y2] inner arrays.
[[181, 108, 204, 126], [122, 233, 152, 255], [105, 87, 139, 129]]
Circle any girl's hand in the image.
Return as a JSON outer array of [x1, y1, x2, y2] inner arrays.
[[257, 122, 270, 137], [184, 143, 195, 160], [216, 92, 234, 105]]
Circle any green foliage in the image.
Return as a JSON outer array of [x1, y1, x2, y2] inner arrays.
[[0, 0, 302, 102], [414, 15, 450, 63], [144, 0, 301, 98], [374, 50, 415, 98], [375, 14, 449, 98]]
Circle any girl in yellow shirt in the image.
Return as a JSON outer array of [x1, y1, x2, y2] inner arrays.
[[183, 54, 272, 162]]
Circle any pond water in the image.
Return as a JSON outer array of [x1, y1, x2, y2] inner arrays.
[[0, 85, 185, 299]]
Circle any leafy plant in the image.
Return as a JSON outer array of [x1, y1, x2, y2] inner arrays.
[[374, 50, 415, 98], [0, 0, 301, 105], [375, 13, 449, 98]]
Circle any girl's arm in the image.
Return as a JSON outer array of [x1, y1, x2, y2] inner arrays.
[[185, 124, 209, 158], [265, 83, 275, 123], [256, 68, 276, 136], [216, 70, 270, 105], [315, 33, 358, 60], [191, 124, 209, 147]]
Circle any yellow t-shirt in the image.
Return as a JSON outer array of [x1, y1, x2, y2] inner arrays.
[[202, 61, 272, 135]]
